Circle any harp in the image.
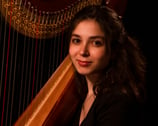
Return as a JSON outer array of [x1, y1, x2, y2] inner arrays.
[[0, 0, 127, 125]]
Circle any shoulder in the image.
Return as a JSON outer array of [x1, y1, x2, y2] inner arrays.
[[94, 88, 144, 126], [96, 88, 137, 107]]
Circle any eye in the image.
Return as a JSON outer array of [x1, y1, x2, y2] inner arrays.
[[71, 38, 81, 44], [92, 40, 104, 47]]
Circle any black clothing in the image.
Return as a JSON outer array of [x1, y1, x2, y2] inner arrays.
[[71, 88, 145, 126]]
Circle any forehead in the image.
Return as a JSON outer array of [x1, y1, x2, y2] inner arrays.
[[72, 19, 104, 36]]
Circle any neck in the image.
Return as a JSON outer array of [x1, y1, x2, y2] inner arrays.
[[85, 73, 101, 94]]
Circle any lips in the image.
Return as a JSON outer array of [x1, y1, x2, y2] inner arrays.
[[77, 59, 92, 67]]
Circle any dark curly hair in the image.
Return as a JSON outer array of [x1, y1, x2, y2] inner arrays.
[[67, 5, 146, 103]]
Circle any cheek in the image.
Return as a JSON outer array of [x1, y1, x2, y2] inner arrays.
[[69, 47, 78, 67], [92, 49, 109, 66], [69, 45, 77, 57], [91, 48, 106, 59]]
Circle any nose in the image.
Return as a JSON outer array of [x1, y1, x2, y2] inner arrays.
[[79, 43, 89, 57]]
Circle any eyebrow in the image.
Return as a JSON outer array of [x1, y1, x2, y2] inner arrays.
[[71, 34, 80, 37], [71, 34, 105, 39], [90, 36, 105, 40]]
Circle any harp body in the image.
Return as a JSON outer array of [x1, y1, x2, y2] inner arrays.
[[14, 55, 79, 126]]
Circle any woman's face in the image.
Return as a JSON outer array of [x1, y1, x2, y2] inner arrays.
[[69, 19, 109, 76]]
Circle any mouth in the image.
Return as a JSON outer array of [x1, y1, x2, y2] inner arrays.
[[77, 59, 92, 67]]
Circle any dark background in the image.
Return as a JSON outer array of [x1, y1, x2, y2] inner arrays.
[[0, 0, 157, 125], [123, 0, 157, 125]]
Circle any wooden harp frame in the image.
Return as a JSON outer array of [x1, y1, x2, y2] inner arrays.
[[14, 55, 78, 125]]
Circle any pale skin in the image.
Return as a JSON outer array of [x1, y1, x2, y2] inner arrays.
[[69, 19, 110, 125]]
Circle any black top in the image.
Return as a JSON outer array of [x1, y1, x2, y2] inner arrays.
[[71, 88, 145, 126]]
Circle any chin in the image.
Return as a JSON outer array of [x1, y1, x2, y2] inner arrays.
[[74, 65, 93, 75], [76, 69, 92, 75]]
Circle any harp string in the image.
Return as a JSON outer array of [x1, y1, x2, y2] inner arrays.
[[5, 5, 18, 125], [37, 11, 47, 90], [31, 9, 41, 103], [60, 10, 65, 62], [0, 1, 7, 100], [48, 38, 53, 78], [52, 34, 58, 72], [39, 40, 45, 89], [24, 2, 35, 113], [35, 38, 42, 95], [18, 0, 30, 117], [1, 0, 13, 126], [38, 12, 46, 90], [18, 35, 26, 117], [27, 7, 37, 108], [10, 27, 19, 126]]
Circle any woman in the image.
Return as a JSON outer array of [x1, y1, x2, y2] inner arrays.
[[67, 5, 146, 126]]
